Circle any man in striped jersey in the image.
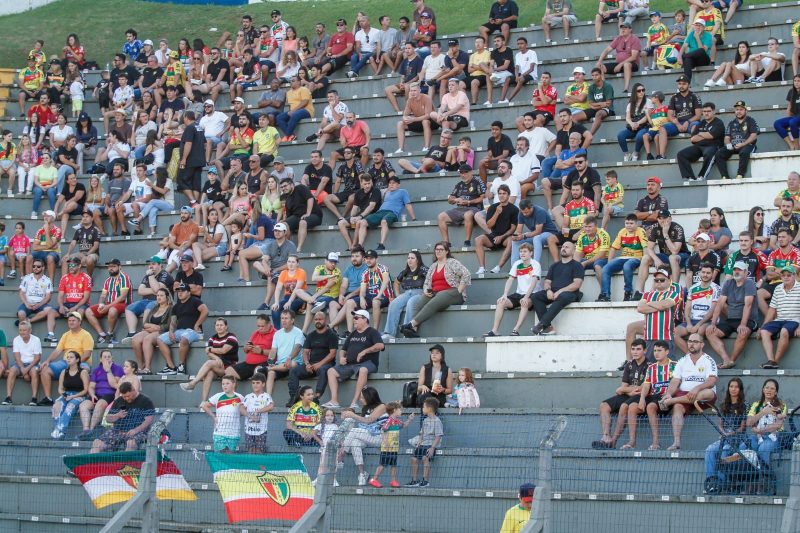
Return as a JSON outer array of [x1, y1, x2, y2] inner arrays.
[[83, 259, 132, 345], [674, 263, 720, 355], [759, 264, 800, 369], [636, 266, 681, 361]]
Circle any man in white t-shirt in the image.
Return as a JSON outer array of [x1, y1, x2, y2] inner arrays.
[[509, 136, 542, 197], [658, 333, 718, 450], [198, 100, 230, 162], [486, 160, 521, 205], [508, 37, 539, 102], [306, 90, 349, 152], [17, 259, 54, 327], [201, 375, 245, 453], [420, 41, 448, 101], [4, 321, 43, 406], [348, 17, 382, 78], [114, 163, 152, 226], [242, 372, 274, 454], [516, 113, 556, 161], [485, 242, 541, 337]]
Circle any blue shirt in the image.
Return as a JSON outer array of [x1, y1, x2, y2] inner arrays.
[[518, 205, 559, 235], [558, 147, 587, 163], [246, 214, 275, 248], [400, 55, 424, 83], [122, 40, 143, 62], [343, 263, 369, 295], [380, 188, 411, 217], [273, 326, 305, 364]]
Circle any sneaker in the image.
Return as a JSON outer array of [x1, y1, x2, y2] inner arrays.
[[418, 480, 430, 487], [390, 480, 400, 488], [1, 396, 12, 405], [622, 153, 631, 162], [404, 479, 420, 487], [623, 291, 633, 302], [716, 78, 727, 87], [490, 265, 501, 274], [305, 133, 319, 143], [745, 76, 755, 83], [72, 223, 82, 230], [349, 402, 360, 409], [221, 265, 232, 272], [463, 240, 471, 247], [7, 270, 16, 279], [128, 219, 140, 227], [44, 334, 58, 343], [158, 366, 177, 375], [37, 397, 54, 406], [630, 153, 638, 162], [376, 243, 386, 251], [77, 430, 94, 441], [720, 175, 730, 180], [704, 79, 715, 87], [595, 293, 611, 302], [195, 264, 206, 271], [346, 71, 355, 79], [483, 331, 497, 337], [393, 148, 404, 154], [29, 398, 38, 406], [735, 174, 744, 180], [755, 76, 765, 83], [51, 429, 64, 439], [310, 301, 327, 314], [106, 336, 119, 345], [257, 303, 270, 311], [381, 333, 395, 342], [540, 326, 556, 335], [120, 334, 135, 345], [761, 360, 779, 369], [31, 211, 37, 219], [655, 155, 665, 160], [646, 153, 654, 160], [421, 146, 429, 152], [7, 190, 13, 198], [180, 382, 194, 392], [357, 472, 368, 486], [531, 324, 544, 335], [350, 72, 359, 79], [97, 333, 108, 345], [321, 401, 341, 408], [498, 99, 510, 104], [632, 291, 643, 300], [482, 101, 492, 106], [368, 478, 382, 488], [475, 267, 486, 275], [176, 363, 187, 374]]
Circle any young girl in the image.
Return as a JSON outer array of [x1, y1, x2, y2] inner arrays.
[[67, 67, 85, 118], [446, 368, 478, 410], [313, 408, 339, 486], [222, 181, 252, 228], [7, 222, 31, 279], [23, 112, 45, 150], [15, 134, 39, 194], [118, 359, 142, 394], [222, 219, 244, 272]]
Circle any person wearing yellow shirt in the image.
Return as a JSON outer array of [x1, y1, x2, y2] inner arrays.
[[467, 36, 492, 106], [276, 76, 314, 142], [597, 213, 649, 302], [600, 170, 624, 230], [17, 56, 45, 117], [34, 311, 95, 406], [253, 113, 281, 168], [574, 216, 611, 292], [564, 66, 590, 113], [500, 482, 534, 533]]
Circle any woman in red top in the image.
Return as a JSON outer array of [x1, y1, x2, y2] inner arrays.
[[62, 34, 86, 68], [401, 241, 471, 337]]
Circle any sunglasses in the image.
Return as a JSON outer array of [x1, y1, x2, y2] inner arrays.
[[636, 88, 645, 93], [654, 278, 668, 283], [755, 212, 764, 216]]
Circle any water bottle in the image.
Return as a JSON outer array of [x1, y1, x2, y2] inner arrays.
[[105, 62, 110, 72]]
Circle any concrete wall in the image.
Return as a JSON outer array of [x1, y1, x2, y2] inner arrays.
[[0, 0, 59, 16]]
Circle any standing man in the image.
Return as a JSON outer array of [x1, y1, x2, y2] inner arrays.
[[178, 111, 207, 205], [714, 100, 759, 180]]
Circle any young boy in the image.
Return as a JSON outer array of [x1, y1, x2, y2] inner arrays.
[[241, 372, 274, 454], [369, 401, 415, 488], [667, 10, 687, 46], [0, 222, 8, 284], [643, 11, 669, 70], [642, 91, 669, 159], [202, 375, 245, 453], [8, 222, 30, 279], [405, 398, 444, 488], [446, 136, 475, 171], [600, 170, 624, 230], [485, 242, 541, 337]]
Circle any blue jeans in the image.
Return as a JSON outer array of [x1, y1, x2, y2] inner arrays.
[[774, 115, 800, 140], [511, 232, 554, 264], [272, 296, 305, 327], [349, 52, 374, 74], [276, 109, 311, 136], [548, 166, 573, 180], [133, 146, 147, 160], [617, 128, 649, 154], [704, 439, 742, 479], [56, 165, 75, 192], [54, 393, 84, 434], [139, 199, 173, 229], [383, 289, 423, 336], [661, 120, 701, 138], [749, 435, 781, 467], [598, 257, 641, 295], [540, 156, 556, 179], [32, 186, 58, 213]]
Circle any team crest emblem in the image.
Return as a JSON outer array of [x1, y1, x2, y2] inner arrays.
[[117, 465, 140, 489], [257, 471, 290, 506]]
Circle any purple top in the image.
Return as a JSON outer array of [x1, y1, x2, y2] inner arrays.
[[90, 363, 125, 397]]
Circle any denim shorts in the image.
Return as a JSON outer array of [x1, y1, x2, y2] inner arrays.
[[31, 251, 60, 263], [126, 299, 157, 317], [159, 328, 202, 345]]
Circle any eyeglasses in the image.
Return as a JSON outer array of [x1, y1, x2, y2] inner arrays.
[[32, 265, 43, 269]]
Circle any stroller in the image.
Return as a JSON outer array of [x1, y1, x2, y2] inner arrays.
[[697, 402, 777, 496]]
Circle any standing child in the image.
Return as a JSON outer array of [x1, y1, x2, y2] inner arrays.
[[312, 408, 339, 486], [70, 77, 84, 119], [8, 222, 31, 279], [93, 70, 111, 114], [0, 222, 8, 285], [241, 372, 274, 454], [405, 398, 444, 488], [221, 220, 244, 272], [369, 401, 415, 488], [202, 375, 245, 453], [600, 171, 625, 230]]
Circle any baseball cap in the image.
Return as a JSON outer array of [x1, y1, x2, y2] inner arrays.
[[271, 9, 281, 15], [649, 10, 661, 17], [78, 111, 90, 121], [732, 261, 749, 271], [448, 39, 459, 46], [180, 205, 193, 213], [650, 90, 665, 101], [179, 254, 193, 262], [655, 268, 670, 278], [676, 75, 690, 83], [327, 252, 340, 262], [573, 66, 585, 74], [519, 483, 536, 502], [207, 166, 218, 174], [175, 282, 189, 291], [364, 249, 379, 258], [143, 39, 154, 46], [43, 210, 55, 218], [695, 232, 711, 241], [351, 309, 370, 321], [429, 343, 446, 356], [169, 50, 179, 58], [67, 256, 81, 265], [105, 258, 122, 266], [147, 256, 163, 264], [657, 209, 671, 218], [203, 99, 214, 107], [734, 100, 747, 108], [388, 175, 401, 183], [68, 311, 83, 321], [421, 12, 432, 18], [114, 108, 126, 114], [782, 264, 797, 274], [274, 222, 288, 232], [458, 163, 473, 173], [233, 96, 245, 104], [693, 17, 706, 25], [273, 156, 285, 164], [620, 22, 632, 28], [646, 176, 661, 185]]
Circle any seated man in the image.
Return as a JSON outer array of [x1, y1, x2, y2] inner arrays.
[[510, 199, 560, 266], [474, 184, 520, 274], [437, 164, 486, 248], [343, 249, 394, 329], [90, 382, 155, 453], [676, 102, 724, 181], [60, 212, 100, 277], [759, 264, 800, 369], [321, 309, 384, 409], [16, 258, 54, 335], [83, 259, 132, 345], [713, 100, 759, 180], [35, 311, 94, 406], [261, 310, 305, 402], [278, 178, 323, 253], [658, 333, 718, 450], [573, 67, 615, 135], [485, 242, 541, 337], [292, 253, 343, 333], [120, 256, 174, 342], [154, 283, 208, 375], [396, 129, 453, 174], [596, 214, 647, 302], [707, 260, 758, 368], [591, 339, 649, 450], [594, 0, 626, 40], [329, 111, 371, 169], [356, 175, 414, 251], [596, 23, 640, 94], [385, 43, 424, 114], [394, 82, 436, 153], [288, 311, 338, 402], [45, 256, 92, 342], [573, 215, 610, 289], [531, 240, 584, 335], [336, 174, 382, 251], [622, 340, 675, 450], [634, 209, 690, 293], [674, 263, 720, 355], [3, 321, 42, 406], [541, 0, 579, 41], [225, 315, 276, 382]]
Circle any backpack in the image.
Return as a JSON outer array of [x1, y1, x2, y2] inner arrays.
[[401, 381, 418, 408], [456, 383, 480, 411]]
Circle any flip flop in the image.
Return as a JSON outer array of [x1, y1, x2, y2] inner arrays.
[[620, 443, 635, 450], [648, 444, 660, 451], [591, 440, 613, 449], [667, 444, 681, 451]]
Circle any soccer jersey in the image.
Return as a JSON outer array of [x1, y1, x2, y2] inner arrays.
[[723, 249, 767, 282], [697, 8, 724, 38], [500, 505, 531, 533], [564, 197, 596, 230], [643, 361, 676, 396], [313, 265, 342, 298], [647, 23, 669, 46], [243, 392, 273, 436], [611, 227, 648, 258], [769, 214, 800, 238], [575, 229, 611, 261], [9, 234, 31, 255], [20, 274, 52, 304], [101, 272, 132, 304], [380, 416, 403, 453], [34, 225, 62, 252], [767, 247, 800, 283], [362, 264, 395, 299], [642, 287, 681, 340], [20, 68, 44, 90], [208, 392, 244, 438], [687, 282, 720, 322], [509, 259, 542, 295], [287, 402, 321, 435], [673, 353, 718, 393], [602, 183, 624, 208], [775, 188, 800, 214], [532, 84, 558, 116], [565, 81, 590, 111], [648, 105, 669, 131], [59, 272, 92, 303], [451, 177, 486, 202]]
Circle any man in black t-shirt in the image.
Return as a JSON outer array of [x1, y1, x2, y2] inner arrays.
[[676, 102, 725, 181], [308, 65, 331, 99], [480, 0, 520, 44], [279, 179, 322, 252], [62, 212, 100, 276], [91, 382, 155, 452], [337, 174, 381, 250], [322, 309, 384, 409], [635, 210, 690, 294], [475, 185, 520, 274], [479, 120, 514, 184], [301, 150, 334, 204], [178, 111, 207, 202], [397, 129, 453, 174], [288, 311, 339, 400], [439, 164, 487, 247], [531, 240, 584, 334], [441, 40, 470, 93], [110, 54, 140, 92], [367, 148, 396, 192], [658, 75, 701, 156], [714, 100, 759, 180], [122, 256, 174, 341], [174, 255, 204, 297], [155, 283, 209, 375], [135, 56, 163, 105], [685, 233, 722, 286], [634, 176, 669, 231], [488, 35, 515, 104], [323, 150, 363, 219], [205, 48, 230, 102]]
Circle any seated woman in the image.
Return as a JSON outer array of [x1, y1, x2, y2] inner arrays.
[[269, 255, 307, 322], [284, 385, 322, 446], [50, 350, 89, 439], [180, 318, 239, 404], [236, 202, 275, 283], [130, 167, 173, 236], [32, 152, 59, 216], [77, 349, 124, 440], [704, 377, 748, 485], [401, 242, 471, 338], [54, 172, 86, 239], [617, 82, 652, 162], [83, 174, 108, 235], [775, 75, 800, 151], [131, 288, 172, 375], [705, 40, 751, 87], [337, 386, 388, 486], [416, 344, 453, 408], [383, 251, 428, 340], [55, 133, 79, 192], [130, 110, 158, 162], [191, 208, 228, 271], [93, 130, 130, 177], [746, 378, 788, 469]]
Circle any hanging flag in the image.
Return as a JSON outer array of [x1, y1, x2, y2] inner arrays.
[[205, 453, 314, 523], [63, 451, 196, 509]]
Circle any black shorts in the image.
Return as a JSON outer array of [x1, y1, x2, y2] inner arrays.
[[413, 445, 435, 461], [244, 433, 268, 454], [715, 35, 724, 46], [380, 451, 398, 466], [507, 293, 533, 310], [284, 214, 322, 232], [230, 361, 262, 381], [604, 61, 639, 74], [581, 108, 615, 120], [325, 55, 349, 73], [481, 21, 518, 34], [484, 232, 510, 250], [715, 318, 757, 337], [329, 190, 356, 204], [408, 120, 439, 133], [531, 110, 553, 126], [258, 153, 275, 168], [177, 166, 202, 193], [446, 115, 469, 130], [468, 75, 487, 88], [603, 394, 638, 413]]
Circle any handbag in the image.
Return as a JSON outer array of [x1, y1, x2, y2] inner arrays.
[[456, 384, 480, 411], [401, 380, 418, 408]]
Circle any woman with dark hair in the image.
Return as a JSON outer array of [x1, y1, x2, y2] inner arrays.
[[416, 344, 453, 407], [177, 38, 193, 71], [284, 385, 322, 446], [383, 251, 428, 339], [704, 377, 748, 484], [74, 112, 97, 174], [191, 207, 229, 271], [180, 317, 239, 403], [131, 109, 157, 161], [709, 207, 733, 257], [51, 350, 89, 439], [746, 206, 769, 252], [62, 34, 86, 69], [78, 349, 124, 439], [617, 82, 652, 162], [130, 166, 173, 236], [747, 378, 789, 468], [705, 41, 751, 87], [775, 75, 800, 151], [401, 242, 471, 337], [338, 386, 388, 485], [131, 288, 173, 375]]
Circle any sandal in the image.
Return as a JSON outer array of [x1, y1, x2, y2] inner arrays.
[[719, 360, 736, 369], [621, 443, 635, 450], [648, 444, 660, 451], [667, 444, 681, 451], [510, 330, 520, 336]]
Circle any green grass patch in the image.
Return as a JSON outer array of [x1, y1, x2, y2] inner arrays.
[[0, 0, 779, 69]]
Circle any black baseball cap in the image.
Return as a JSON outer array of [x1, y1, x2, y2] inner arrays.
[[676, 75, 689, 83], [448, 39, 459, 46], [105, 258, 121, 266], [458, 163, 472, 173], [429, 343, 446, 356], [364, 249, 379, 258], [657, 209, 672, 218], [175, 283, 189, 291]]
